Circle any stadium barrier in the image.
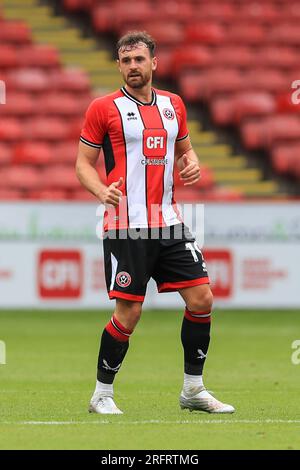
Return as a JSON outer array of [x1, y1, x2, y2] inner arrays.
[[0, 201, 299, 308]]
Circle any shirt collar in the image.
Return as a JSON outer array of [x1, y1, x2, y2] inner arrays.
[[121, 87, 157, 106]]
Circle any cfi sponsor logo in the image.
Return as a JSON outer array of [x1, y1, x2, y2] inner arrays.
[[116, 271, 132, 288], [163, 108, 174, 120]]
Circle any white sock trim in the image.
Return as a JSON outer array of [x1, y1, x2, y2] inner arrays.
[[95, 380, 113, 396], [183, 373, 204, 389]]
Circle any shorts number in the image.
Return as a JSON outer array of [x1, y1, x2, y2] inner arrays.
[[185, 242, 202, 262]]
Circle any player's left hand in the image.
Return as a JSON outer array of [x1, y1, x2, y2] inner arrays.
[[179, 154, 201, 186]]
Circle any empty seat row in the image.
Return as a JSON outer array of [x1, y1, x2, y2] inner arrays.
[[0, 117, 83, 142], [156, 45, 300, 80], [241, 115, 300, 150], [0, 45, 60, 68], [0, 21, 32, 44], [178, 68, 293, 102], [271, 143, 300, 178], [1, 68, 91, 93], [210, 92, 300, 126], [0, 92, 92, 117]]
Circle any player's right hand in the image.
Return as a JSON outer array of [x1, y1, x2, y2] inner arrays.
[[99, 177, 123, 206]]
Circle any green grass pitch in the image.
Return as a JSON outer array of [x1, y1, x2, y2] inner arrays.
[[0, 309, 299, 450]]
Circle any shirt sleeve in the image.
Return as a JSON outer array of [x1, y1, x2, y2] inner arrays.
[[175, 95, 189, 141], [80, 98, 107, 149]]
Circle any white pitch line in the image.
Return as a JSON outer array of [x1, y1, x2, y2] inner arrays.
[[2, 419, 300, 426]]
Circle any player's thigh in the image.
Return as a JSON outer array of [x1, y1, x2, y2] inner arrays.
[[153, 224, 209, 291]]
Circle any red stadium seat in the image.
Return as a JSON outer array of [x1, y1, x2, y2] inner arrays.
[[213, 47, 257, 68], [194, 2, 236, 21], [53, 142, 79, 164], [71, 189, 98, 201], [91, 5, 112, 33], [236, 3, 281, 24], [63, 0, 95, 11], [202, 69, 244, 99], [241, 115, 300, 150], [37, 94, 83, 117], [266, 115, 300, 146], [170, 46, 212, 76], [0, 144, 12, 166], [271, 142, 300, 179], [0, 21, 32, 44], [233, 92, 276, 124], [268, 24, 300, 45], [68, 118, 84, 140], [255, 47, 299, 69], [178, 71, 207, 102], [42, 165, 81, 190], [184, 22, 225, 44], [111, 2, 153, 32], [210, 96, 236, 126], [0, 189, 24, 200], [157, 2, 194, 22], [174, 187, 201, 202], [241, 118, 267, 150], [0, 118, 24, 141], [6, 69, 51, 93], [0, 166, 42, 189], [0, 92, 35, 116], [25, 118, 72, 142], [0, 45, 18, 68], [27, 189, 69, 200], [285, 3, 300, 19], [153, 47, 174, 79], [17, 45, 60, 68], [276, 93, 300, 114], [211, 92, 275, 127], [52, 69, 90, 93], [13, 142, 52, 165], [225, 24, 266, 45], [243, 69, 288, 93], [140, 23, 184, 47]]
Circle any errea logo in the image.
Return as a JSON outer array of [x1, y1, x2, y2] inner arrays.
[[127, 112, 137, 121]]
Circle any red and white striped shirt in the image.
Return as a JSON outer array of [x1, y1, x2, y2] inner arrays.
[[80, 87, 189, 230]]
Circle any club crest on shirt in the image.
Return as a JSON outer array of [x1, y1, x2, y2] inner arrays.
[[116, 271, 132, 288], [163, 108, 174, 120]]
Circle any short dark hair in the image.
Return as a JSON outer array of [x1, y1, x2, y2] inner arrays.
[[116, 31, 156, 58]]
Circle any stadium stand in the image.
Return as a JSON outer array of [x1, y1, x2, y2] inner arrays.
[[1, 0, 300, 201]]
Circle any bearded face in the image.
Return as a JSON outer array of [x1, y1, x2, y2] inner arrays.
[[118, 42, 157, 89]]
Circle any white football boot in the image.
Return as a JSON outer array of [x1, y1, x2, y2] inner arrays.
[[88, 392, 123, 415], [180, 386, 235, 414]]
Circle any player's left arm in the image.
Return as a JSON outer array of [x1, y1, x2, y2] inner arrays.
[[175, 136, 201, 186]]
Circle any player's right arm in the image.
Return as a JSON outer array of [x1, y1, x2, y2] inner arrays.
[[76, 141, 123, 206]]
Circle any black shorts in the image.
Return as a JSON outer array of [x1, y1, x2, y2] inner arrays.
[[103, 223, 210, 302]]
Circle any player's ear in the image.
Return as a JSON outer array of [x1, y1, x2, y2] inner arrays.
[[152, 56, 157, 72], [117, 59, 121, 72]]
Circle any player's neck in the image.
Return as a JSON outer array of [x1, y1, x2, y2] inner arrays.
[[124, 84, 153, 104]]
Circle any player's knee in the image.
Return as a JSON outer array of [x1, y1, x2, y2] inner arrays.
[[128, 302, 142, 325], [187, 289, 213, 313], [115, 300, 142, 330]]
